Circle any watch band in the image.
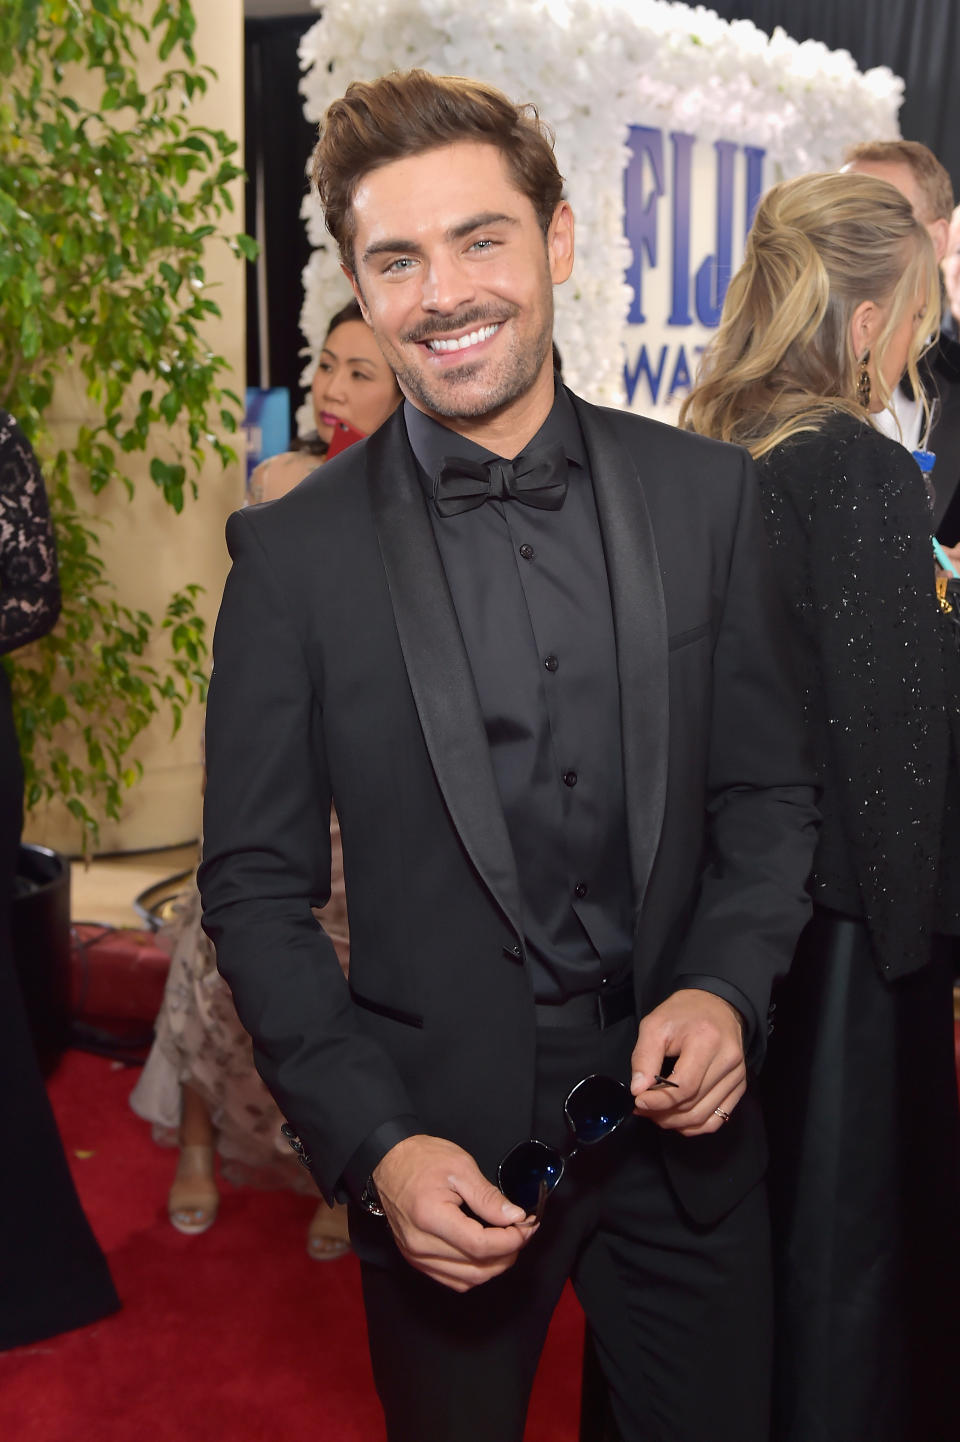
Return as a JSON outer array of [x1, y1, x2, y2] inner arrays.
[[360, 1175, 385, 1218]]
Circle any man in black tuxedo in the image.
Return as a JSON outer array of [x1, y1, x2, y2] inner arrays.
[[199, 70, 818, 1442], [945, 205, 960, 342]]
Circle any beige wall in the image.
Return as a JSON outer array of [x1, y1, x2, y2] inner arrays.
[[24, 0, 246, 856]]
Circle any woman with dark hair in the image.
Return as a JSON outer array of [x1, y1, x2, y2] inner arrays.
[[248, 299, 400, 502], [0, 410, 119, 1348], [131, 304, 400, 1261], [682, 170, 960, 1442]]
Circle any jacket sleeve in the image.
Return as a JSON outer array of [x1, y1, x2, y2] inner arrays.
[[198, 508, 418, 1202], [671, 449, 820, 1067], [762, 428, 949, 976]]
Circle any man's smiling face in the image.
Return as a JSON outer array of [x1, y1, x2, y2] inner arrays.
[[347, 141, 574, 430]]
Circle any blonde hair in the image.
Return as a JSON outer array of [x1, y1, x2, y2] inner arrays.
[[679, 171, 940, 458]]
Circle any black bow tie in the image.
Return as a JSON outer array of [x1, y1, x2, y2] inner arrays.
[[432, 440, 568, 518]]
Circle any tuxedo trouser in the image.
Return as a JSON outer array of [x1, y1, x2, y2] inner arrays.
[[358, 1014, 772, 1442]]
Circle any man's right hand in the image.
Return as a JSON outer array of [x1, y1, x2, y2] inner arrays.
[[372, 1134, 537, 1292]]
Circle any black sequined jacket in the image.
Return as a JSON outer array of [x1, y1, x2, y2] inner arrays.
[[757, 410, 959, 980]]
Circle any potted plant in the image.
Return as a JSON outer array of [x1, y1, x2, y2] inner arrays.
[[0, 0, 256, 853], [1, 0, 255, 1061]]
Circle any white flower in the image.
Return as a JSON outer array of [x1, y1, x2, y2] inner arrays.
[[293, 0, 901, 422]]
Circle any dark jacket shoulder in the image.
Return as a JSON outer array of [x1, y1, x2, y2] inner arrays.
[[758, 410, 921, 497], [933, 329, 960, 386], [227, 428, 385, 585], [577, 393, 751, 475], [245, 435, 373, 527]]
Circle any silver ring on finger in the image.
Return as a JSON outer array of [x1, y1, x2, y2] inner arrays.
[[714, 1107, 731, 1123]]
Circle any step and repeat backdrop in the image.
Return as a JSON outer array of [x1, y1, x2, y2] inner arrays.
[[294, 0, 902, 426]]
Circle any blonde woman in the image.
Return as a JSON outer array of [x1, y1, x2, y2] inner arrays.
[[681, 172, 959, 1442]]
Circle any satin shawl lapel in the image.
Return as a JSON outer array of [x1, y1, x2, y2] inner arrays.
[[571, 394, 669, 918], [364, 412, 523, 936]]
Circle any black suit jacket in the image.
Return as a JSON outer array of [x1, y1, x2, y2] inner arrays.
[[929, 333, 960, 543], [198, 392, 818, 1239]]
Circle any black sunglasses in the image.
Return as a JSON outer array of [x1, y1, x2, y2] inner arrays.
[[497, 1073, 634, 1221]]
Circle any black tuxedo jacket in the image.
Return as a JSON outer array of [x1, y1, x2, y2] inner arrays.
[[199, 391, 818, 1235], [929, 333, 960, 543]]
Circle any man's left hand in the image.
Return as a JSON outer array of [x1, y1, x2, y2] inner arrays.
[[630, 988, 746, 1136]]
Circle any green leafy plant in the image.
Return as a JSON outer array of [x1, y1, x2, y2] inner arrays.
[[0, 0, 255, 849]]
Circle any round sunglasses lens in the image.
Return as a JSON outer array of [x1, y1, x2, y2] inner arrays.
[[565, 1075, 632, 1144], [498, 1140, 564, 1216]]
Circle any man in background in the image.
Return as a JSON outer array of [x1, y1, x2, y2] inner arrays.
[[943, 203, 960, 341], [844, 139, 960, 541]]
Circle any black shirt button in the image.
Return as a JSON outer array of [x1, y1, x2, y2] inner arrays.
[[563, 770, 578, 787], [544, 654, 559, 672], [574, 881, 588, 899], [519, 543, 535, 560]]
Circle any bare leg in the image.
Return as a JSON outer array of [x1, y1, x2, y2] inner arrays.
[[307, 1200, 350, 1260], [179, 1083, 215, 1146], [168, 1085, 219, 1235]]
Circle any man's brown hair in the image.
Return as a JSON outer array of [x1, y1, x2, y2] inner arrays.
[[843, 139, 955, 223], [312, 70, 565, 271]]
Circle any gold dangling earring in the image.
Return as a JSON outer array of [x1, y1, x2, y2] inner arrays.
[[857, 352, 871, 409]]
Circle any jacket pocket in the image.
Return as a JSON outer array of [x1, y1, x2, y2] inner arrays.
[[349, 985, 424, 1029], [667, 621, 711, 652]]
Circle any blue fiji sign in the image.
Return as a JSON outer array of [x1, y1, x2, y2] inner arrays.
[[623, 125, 767, 421]]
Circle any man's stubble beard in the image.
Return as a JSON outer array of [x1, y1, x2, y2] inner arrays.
[[380, 282, 555, 422]]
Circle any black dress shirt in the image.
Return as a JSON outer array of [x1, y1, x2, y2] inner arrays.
[[405, 388, 634, 1002]]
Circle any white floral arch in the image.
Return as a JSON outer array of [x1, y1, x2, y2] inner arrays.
[[295, 0, 902, 428]]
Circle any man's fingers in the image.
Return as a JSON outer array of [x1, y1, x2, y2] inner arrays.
[[632, 991, 747, 1121], [629, 1019, 669, 1101], [394, 1203, 535, 1288], [453, 1167, 526, 1228], [657, 1075, 748, 1135], [632, 1030, 713, 1113], [374, 1135, 541, 1293], [413, 1249, 526, 1292], [631, 1018, 724, 1104], [640, 1043, 745, 1114], [423, 1205, 534, 1264]]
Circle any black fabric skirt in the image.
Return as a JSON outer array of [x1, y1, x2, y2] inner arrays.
[[0, 676, 119, 1351], [761, 905, 960, 1442]]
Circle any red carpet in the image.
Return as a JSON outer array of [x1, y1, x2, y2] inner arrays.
[[0, 1051, 584, 1441]]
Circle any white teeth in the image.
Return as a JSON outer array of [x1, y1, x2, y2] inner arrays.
[[427, 323, 500, 354]]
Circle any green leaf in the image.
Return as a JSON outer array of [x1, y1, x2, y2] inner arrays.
[[233, 231, 259, 262], [53, 35, 84, 65], [158, 260, 183, 297], [20, 311, 41, 359]]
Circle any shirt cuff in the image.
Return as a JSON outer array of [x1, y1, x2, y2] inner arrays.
[[340, 1115, 420, 1204], [672, 975, 759, 1063]]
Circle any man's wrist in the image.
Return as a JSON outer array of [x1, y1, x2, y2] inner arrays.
[[341, 1114, 419, 1205], [672, 975, 756, 1053]]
